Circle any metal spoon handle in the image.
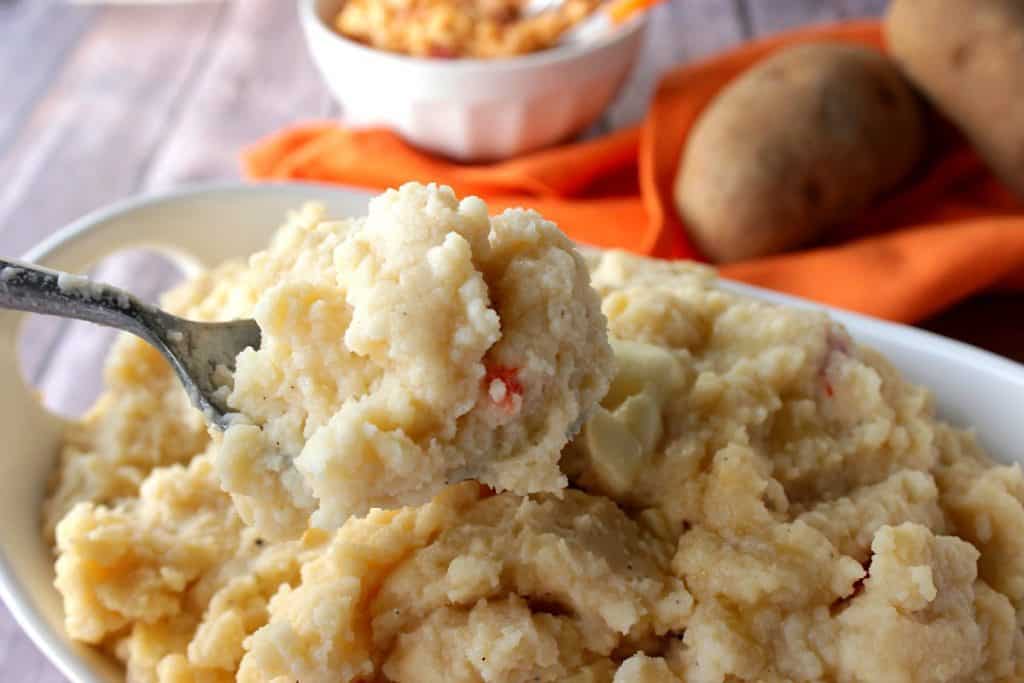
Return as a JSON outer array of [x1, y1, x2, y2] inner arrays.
[[0, 257, 261, 428], [0, 257, 159, 343]]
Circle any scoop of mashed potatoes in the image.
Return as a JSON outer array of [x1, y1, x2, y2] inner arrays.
[[46, 201, 1024, 682], [217, 182, 612, 536]]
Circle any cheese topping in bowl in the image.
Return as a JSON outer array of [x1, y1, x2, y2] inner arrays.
[[335, 0, 602, 58], [44, 187, 1024, 682]]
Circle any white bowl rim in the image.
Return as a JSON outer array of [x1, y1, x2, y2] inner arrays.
[[4, 180, 1024, 683], [18, 180, 364, 264], [299, 0, 648, 74]]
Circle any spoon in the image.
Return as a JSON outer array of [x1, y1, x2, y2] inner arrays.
[[524, 0, 664, 45], [0, 258, 260, 429]]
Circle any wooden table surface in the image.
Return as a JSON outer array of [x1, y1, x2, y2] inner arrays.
[[1, 0, 1021, 679]]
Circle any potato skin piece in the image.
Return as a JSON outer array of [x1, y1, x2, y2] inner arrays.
[[675, 44, 924, 263], [886, 0, 1024, 199]]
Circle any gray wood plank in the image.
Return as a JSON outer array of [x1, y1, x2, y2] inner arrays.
[[143, 1, 331, 187], [746, 0, 845, 34], [839, 0, 888, 18], [0, 3, 226, 258], [0, 602, 65, 683], [745, 0, 886, 34], [0, 3, 226, 382], [0, 0, 98, 157], [603, 0, 748, 129], [18, 316, 67, 385]]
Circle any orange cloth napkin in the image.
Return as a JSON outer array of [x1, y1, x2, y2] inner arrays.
[[244, 21, 1024, 323]]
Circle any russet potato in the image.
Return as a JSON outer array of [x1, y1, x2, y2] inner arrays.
[[886, 0, 1024, 199], [675, 43, 924, 263]]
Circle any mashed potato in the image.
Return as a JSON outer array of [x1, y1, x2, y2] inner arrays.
[[46, 191, 1024, 682], [218, 183, 612, 536]]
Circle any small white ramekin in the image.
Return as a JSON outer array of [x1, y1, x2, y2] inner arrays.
[[299, 0, 647, 161]]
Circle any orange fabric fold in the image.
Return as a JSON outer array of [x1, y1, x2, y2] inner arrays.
[[243, 21, 1024, 323]]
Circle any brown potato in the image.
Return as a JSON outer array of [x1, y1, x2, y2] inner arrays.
[[886, 0, 1024, 199], [675, 44, 924, 263]]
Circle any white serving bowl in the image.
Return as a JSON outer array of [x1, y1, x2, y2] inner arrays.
[[299, 0, 646, 161], [2, 183, 1024, 683]]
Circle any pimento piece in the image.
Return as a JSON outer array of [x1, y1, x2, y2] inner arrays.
[[428, 45, 458, 58], [826, 327, 851, 355], [483, 364, 523, 414]]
